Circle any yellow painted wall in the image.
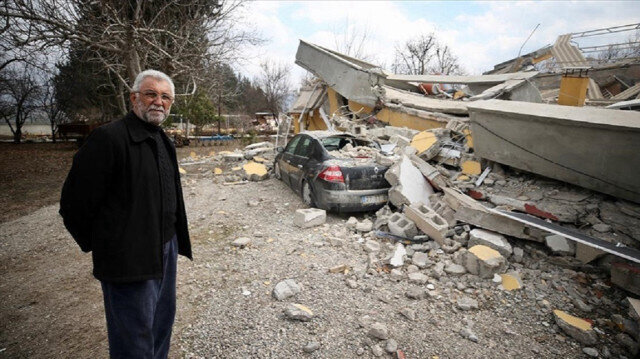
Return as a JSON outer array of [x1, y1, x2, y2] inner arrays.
[[347, 100, 374, 114], [376, 108, 444, 131], [291, 110, 328, 134], [327, 88, 341, 116], [558, 76, 589, 107]]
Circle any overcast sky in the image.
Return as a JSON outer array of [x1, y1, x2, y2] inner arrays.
[[234, 1, 640, 88]]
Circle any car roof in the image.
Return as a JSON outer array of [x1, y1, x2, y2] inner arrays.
[[299, 130, 354, 139]]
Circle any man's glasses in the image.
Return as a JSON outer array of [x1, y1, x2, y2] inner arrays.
[[135, 91, 174, 104]]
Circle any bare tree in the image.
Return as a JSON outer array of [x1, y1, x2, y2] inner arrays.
[[40, 81, 67, 142], [2, 0, 261, 113], [258, 60, 292, 120], [333, 18, 373, 61], [392, 33, 463, 75], [0, 69, 40, 143]]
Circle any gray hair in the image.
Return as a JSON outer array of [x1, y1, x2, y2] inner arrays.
[[131, 69, 175, 96]]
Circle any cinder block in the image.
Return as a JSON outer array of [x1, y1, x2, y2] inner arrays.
[[431, 199, 456, 227], [294, 208, 326, 228], [388, 212, 418, 238], [404, 203, 449, 245]]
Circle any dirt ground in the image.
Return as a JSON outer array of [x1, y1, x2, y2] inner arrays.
[[0, 141, 635, 358]]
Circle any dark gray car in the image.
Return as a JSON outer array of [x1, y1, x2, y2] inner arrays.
[[274, 131, 390, 212]]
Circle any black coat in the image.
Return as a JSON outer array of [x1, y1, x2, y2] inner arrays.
[[60, 112, 192, 282]]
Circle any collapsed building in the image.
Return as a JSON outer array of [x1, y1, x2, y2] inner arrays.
[[284, 28, 640, 317]]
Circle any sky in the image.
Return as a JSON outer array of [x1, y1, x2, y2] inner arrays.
[[233, 1, 640, 88]]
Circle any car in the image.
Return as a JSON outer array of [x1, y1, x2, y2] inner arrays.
[[274, 131, 391, 212]]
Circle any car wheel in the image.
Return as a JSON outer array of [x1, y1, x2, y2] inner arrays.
[[302, 180, 315, 207], [274, 162, 281, 180]]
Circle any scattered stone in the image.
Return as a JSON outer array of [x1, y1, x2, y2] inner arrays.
[[553, 309, 598, 345], [460, 327, 478, 343], [617, 333, 639, 355], [469, 229, 513, 257], [574, 298, 593, 312], [356, 348, 365, 356], [346, 217, 358, 229], [390, 269, 404, 281], [356, 219, 374, 232], [371, 344, 384, 357], [329, 264, 349, 274], [243, 161, 268, 181], [345, 279, 359, 289], [492, 273, 503, 284], [273, 279, 302, 301], [284, 303, 314, 321], [399, 307, 416, 321], [411, 252, 430, 268], [294, 208, 327, 228], [464, 245, 507, 278], [232, 237, 251, 248], [385, 339, 398, 353], [408, 272, 429, 285], [406, 288, 426, 300], [457, 296, 479, 311], [303, 342, 321, 353], [592, 223, 612, 233], [368, 322, 390, 340], [364, 240, 381, 253], [426, 283, 435, 290], [444, 263, 466, 276], [389, 243, 407, 267], [512, 247, 524, 263], [545, 234, 575, 256], [611, 262, 640, 296], [500, 272, 523, 291], [582, 347, 598, 357]]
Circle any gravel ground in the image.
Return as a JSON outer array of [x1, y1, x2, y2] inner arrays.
[[0, 153, 636, 358]]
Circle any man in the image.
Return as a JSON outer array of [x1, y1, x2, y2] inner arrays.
[[60, 69, 192, 358]]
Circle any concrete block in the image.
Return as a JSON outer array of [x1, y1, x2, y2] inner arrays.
[[388, 212, 418, 238], [575, 242, 605, 263], [545, 234, 575, 256], [243, 161, 268, 181], [410, 130, 442, 160], [431, 200, 456, 227], [469, 229, 513, 257], [294, 208, 327, 228], [404, 203, 448, 245], [464, 245, 507, 279], [553, 309, 598, 345], [384, 155, 434, 207], [611, 262, 640, 296], [461, 160, 482, 175], [408, 154, 448, 190], [500, 272, 523, 291]]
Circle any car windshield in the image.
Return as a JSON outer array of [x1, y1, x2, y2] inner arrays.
[[320, 136, 379, 152]]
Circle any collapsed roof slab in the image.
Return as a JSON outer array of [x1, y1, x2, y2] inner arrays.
[[468, 99, 640, 203], [385, 72, 539, 94], [381, 86, 469, 115], [295, 40, 385, 108]]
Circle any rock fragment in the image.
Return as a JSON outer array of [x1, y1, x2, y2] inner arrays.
[[469, 229, 513, 257], [464, 245, 507, 278], [553, 309, 598, 345], [303, 342, 321, 353], [294, 208, 327, 228], [273, 279, 302, 301], [457, 296, 479, 311], [232, 237, 251, 248], [284, 303, 314, 321], [545, 234, 575, 256], [368, 322, 389, 340]]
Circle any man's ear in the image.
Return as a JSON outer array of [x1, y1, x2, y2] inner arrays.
[[129, 92, 137, 106]]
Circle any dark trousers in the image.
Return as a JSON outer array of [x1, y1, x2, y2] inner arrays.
[[101, 236, 178, 359]]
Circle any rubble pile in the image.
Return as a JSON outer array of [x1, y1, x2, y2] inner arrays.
[[178, 141, 275, 184]]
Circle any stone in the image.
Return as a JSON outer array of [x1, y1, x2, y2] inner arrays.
[[408, 272, 429, 285], [404, 203, 449, 245], [492, 273, 503, 284], [294, 208, 327, 228], [592, 223, 612, 233], [545, 235, 575, 256], [243, 161, 268, 181], [371, 344, 384, 357], [469, 229, 513, 257], [461, 160, 482, 175], [464, 245, 507, 279], [356, 219, 374, 232], [500, 272, 523, 291], [460, 327, 478, 342], [457, 296, 479, 311], [284, 303, 314, 321], [575, 242, 606, 263], [444, 263, 466, 276], [406, 287, 426, 300], [303, 342, 321, 353], [412, 252, 430, 268], [582, 347, 598, 357], [385, 339, 398, 353], [399, 307, 416, 321], [232, 237, 251, 248], [272, 279, 302, 301], [329, 264, 349, 274], [512, 247, 524, 263], [389, 243, 407, 267], [345, 279, 358, 289], [553, 309, 598, 345], [617, 333, 639, 355], [388, 212, 418, 238], [611, 262, 640, 296], [390, 268, 404, 281], [368, 322, 389, 340], [346, 216, 358, 229], [364, 240, 381, 253]]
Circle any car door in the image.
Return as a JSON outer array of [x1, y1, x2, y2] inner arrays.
[[289, 135, 314, 192], [278, 135, 302, 187]]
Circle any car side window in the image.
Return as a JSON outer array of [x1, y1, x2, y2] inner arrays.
[[284, 136, 301, 154], [295, 137, 313, 158]]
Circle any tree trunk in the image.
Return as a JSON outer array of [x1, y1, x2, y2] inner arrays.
[[50, 122, 57, 143], [14, 127, 21, 144]]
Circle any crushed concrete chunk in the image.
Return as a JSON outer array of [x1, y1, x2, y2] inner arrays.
[[611, 262, 640, 296], [368, 322, 389, 340], [385, 155, 433, 207], [294, 208, 327, 228], [389, 243, 407, 267], [545, 234, 575, 256], [411, 251, 430, 268], [232, 237, 251, 248], [404, 203, 448, 245], [464, 245, 507, 279], [461, 160, 481, 175], [553, 309, 598, 345], [243, 161, 268, 181], [457, 296, 479, 311], [273, 279, 302, 301], [500, 272, 523, 291], [469, 229, 513, 257], [356, 219, 374, 232], [388, 212, 418, 238], [444, 263, 466, 276], [410, 130, 442, 160], [408, 272, 428, 284]]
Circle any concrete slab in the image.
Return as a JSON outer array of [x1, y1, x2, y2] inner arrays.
[[385, 155, 434, 207]]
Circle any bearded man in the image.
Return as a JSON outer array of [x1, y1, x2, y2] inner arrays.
[[60, 69, 192, 359]]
